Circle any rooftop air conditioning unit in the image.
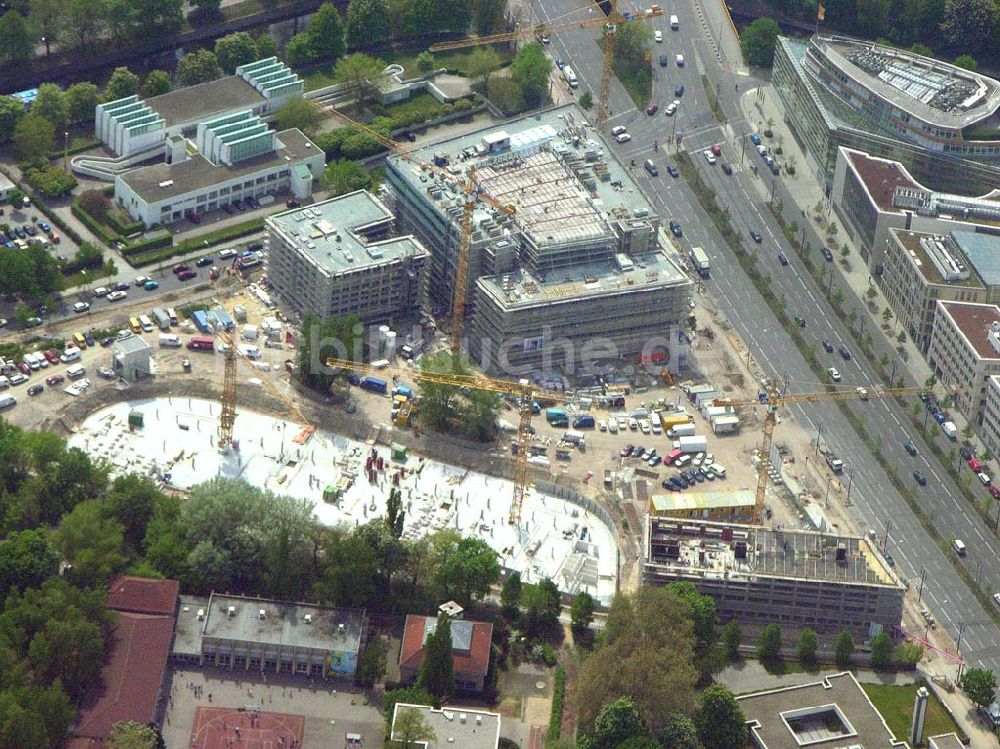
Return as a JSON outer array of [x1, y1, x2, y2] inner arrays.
[[259, 609, 266, 620], [304, 614, 313, 624], [197, 609, 205, 621], [227, 606, 236, 617]]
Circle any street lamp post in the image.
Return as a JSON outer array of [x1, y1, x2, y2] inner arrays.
[[845, 466, 854, 505], [63, 131, 69, 173], [917, 567, 925, 602]]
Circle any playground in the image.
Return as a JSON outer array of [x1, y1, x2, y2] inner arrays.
[[189, 706, 304, 749]]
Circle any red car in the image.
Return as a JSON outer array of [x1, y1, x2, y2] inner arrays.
[[646, 102, 659, 115], [178, 270, 197, 281], [43, 350, 59, 365], [990, 485, 1000, 500], [173, 264, 190, 275], [17, 362, 30, 375], [45, 374, 64, 386], [711, 143, 722, 156], [620, 444, 635, 458], [969, 458, 983, 473]]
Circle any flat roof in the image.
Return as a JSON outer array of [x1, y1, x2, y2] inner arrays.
[[936, 300, 1000, 359], [173, 594, 211, 657], [650, 490, 755, 513], [391, 704, 500, 749], [950, 231, 1000, 286], [119, 128, 319, 203], [267, 190, 428, 275], [816, 35, 1000, 129], [202, 593, 365, 653], [112, 335, 152, 355], [845, 149, 920, 211], [739, 672, 907, 749], [146, 75, 265, 129], [887, 229, 984, 288], [645, 517, 903, 588], [929, 734, 965, 749]]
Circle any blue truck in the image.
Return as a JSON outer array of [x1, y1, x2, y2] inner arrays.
[[546, 408, 569, 428], [192, 310, 211, 333], [572, 414, 596, 429], [392, 385, 413, 398], [360, 376, 388, 394]]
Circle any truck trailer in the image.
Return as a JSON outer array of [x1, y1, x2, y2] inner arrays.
[[672, 435, 708, 453], [689, 246, 710, 277]]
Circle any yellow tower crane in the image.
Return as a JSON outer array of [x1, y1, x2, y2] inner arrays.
[[429, 1, 663, 131], [326, 356, 568, 524], [218, 332, 238, 448], [324, 108, 515, 353], [714, 380, 934, 524]]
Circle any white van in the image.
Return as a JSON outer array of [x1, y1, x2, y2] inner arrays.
[[139, 314, 154, 333], [166, 308, 178, 325], [159, 333, 182, 348], [0, 376, 9, 390], [953, 539, 967, 556], [66, 364, 86, 379], [708, 462, 726, 477], [669, 14, 679, 28], [0, 394, 15, 410], [22, 353, 40, 370], [563, 66, 578, 88], [650, 412, 662, 434], [60, 346, 82, 363]]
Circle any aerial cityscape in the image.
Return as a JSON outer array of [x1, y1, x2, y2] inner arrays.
[[0, 0, 999, 747]]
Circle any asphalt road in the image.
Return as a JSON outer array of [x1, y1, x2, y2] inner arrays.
[[529, 0, 1000, 674]]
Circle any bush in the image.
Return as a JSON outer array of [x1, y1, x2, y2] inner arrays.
[[105, 210, 143, 237], [71, 200, 120, 245], [547, 666, 566, 745], [22, 163, 77, 197], [757, 624, 782, 662]]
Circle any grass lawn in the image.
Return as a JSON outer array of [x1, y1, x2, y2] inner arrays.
[[389, 46, 514, 78], [861, 682, 964, 742]]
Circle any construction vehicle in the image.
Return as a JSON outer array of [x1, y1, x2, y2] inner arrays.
[[714, 380, 934, 523], [326, 356, 568, 525], [429, 1, 663, 131]]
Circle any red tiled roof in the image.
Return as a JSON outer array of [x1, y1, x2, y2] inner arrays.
[[106, 576, 179, 616], [72, 611, 174, 740], [846, 150, 920, 211], [399, 615, 493, 677], [938, 301, 1000, 359]]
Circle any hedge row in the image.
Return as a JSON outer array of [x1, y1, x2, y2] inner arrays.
[[130, 218, 265, 268], [71, 201, 121, 246], [546, 666, 566, 746], [46, 138, 101, 161], [123, 233, 173, 256], [105, 210, 144, 237]]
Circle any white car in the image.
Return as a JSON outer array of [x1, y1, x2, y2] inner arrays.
[[655, 30, 663, 42], [611, 125, 628, 137], [134, 276, 151, 287], [676, 53, 685, 66], [703, 150, 717, 164], [92, 286, 110, 297], [73, 302, 90, 313], [9, 373, 28, 386], [614, 132, 632, 143], [665, 102, 677, 116], [598, 420, 607, 432], [639, 420, 651, 434], [219, 248, 238, 260], [107, 290, 128, 302], [828, 367, 842, 382], [856, 386, 869, 400], [608, 420, 618, 434], [627, 417, 638, 430]]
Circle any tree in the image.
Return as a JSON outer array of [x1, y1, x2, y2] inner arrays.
[[579, 90, 594, 109], [29, 0, 63, 56], [55, 499, 126, 587], [722, 620, 742, 661], [757, 624, 782, 662], [740, 17, 781, 67], [108, 721, 162, 749], [66, 0, 107, 53], [104, 67, 140, 101], [0, 11, 33, 65], [592, 697, 646, 749], [385, 487, 405, 539], [307, 2, 347, 60], [894, 641, 924, 669], [383, 685, 435, 722], [833, 630, 854, 669], [66, 83, 100, 124], [34, 84, 69, 131], [435, 536, 500, 604], [667, 582, 716, 647], [275, 98, 325, 135], [466, 47, 502, 89], [0, 96, 23, 142], [321, 159, 372, 196], [314, 532, 379, 607], [869, 632, 893, 670], [391, 706, 437, 748], [256, 33, 278, 59], [357, 635, 389, 688], [521, 579, 561, 637], [571, 591, 596, 631], [79, 189, 113, 220], [104, 474, 163, 553], [418, 613, 455, 703], [510, 42, 552, 107], [191, 0, 223, 10], [215, 32, 260, 74], [797, 628, 819, 666], [175, 50, 222, 87], [416, 51, 436, 74], [0, 529, 59, 592], [959, 667, 997, 708], [658, 713, 702, 749], [14, 114, 55, 164], [28, 614, 105, 701], [284, 32, 317, 65], [334, 53, 390, 106], [500, 571, 522, 618], [694, 685, 745, 749], [576, 587, 697, 730], [346, 0, 390, 48], [487, 77, 523, 114], [954, 54, 978, 71], [472, 0, 508, 35], [133, 0, 184, 37], [940, 0, 996, 55]]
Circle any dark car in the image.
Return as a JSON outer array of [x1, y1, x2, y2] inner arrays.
[[196, 256, 214, 267], [173, 264, 190, 275], [822, 339, 834, 353], [913, 470, 927, 486], [646, 102, 659, 115], [669, 219, 682, 237], [114, 281, 129, 291], [960, 446, 974, 460], [27, 384, 43, 396], [286, 198, 301, 209], [178, 270, 197, 281], [821, 246, 834, 262], [644, 160, 659, 177], [666, 164, 679, 178], [721, 162, 733, 175], [778, 252, 788, 265], [750, 230, 763, 243], [839, 345, 852, 360], [83, 331, 95, 347], [905, 440, 918, 456], [675, 84, 684, 97], [769, 162, 780, 175], [221, 203, 234, 215], [659, 54, 669, 67], [101, 337, 114, 347]]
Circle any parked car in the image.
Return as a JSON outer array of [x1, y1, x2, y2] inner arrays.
[[905, 440, 918, 456], [646, 102, 659, 115], [178, 270, 197, 281], [675, 84, 684, 97], [45, 374, 64, 386], [666, 164, 679, 178], [750, 230, 763, 243], [144, 280, 159, 290], [703, 150, 716, 164], [827, 367, 842, 382], [821, 246, 834, 262], [73, 301, 90, 313], [27, 384, 43, 396], [92, 286, 110, 297], [107, 290, 128, 302], [196, 256, 214, 267], [43, 350, 59, 365]]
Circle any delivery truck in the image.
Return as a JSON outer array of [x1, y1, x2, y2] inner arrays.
[[689, 246, 710, 277], [661, 412, 693, 429], [562, 430, 586, 445], [667, 423, 697, 438], [672, 435, 708, 454], [546, 408, 569, 428], [359, 376, 388, 394]]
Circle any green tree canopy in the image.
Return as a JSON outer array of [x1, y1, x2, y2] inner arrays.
[[391, 706, 437, 747], [0, 11, 34, 65], [29, 0, 63, 56], [215, 31, 261, 73], [510, 42, 551, 107], [34, 84, 69, 132], [521, 579, 561, 637], [55, 499, 126, 587], [275, 98, 325, 135], [571, 591, 596, 631], [0, 96, 23, 143], [466, 47, 502, 89], [960, 667, 997, 707], [869, 632, 893, 670], [66, 83, 100, 124], [797, 628, 819, 665], [107, 720, 163, 749], [141, 70, 172, 98], [104, 67, 141, 101], [357, 635, 389, 688], [175, 50, 222, 87], [834, 630, 854, 669], [346, 0, 391, 48], [14, 113, 55, 166], [667, 582, 716, 647], [954, 54, 978, 71], [658, 713, 702, 749], [307, 2, 347, 60], [0, 529, 59, 593], [694, 685, 745, 749], [500, 570, 522, 618], [297, 312, 363, 393], [334, 53, 390, 106], [436, 536, 501, 604], [66, 0, 107, 53], [722, 620, 742, 661], [418, 613, 455, 703], [592, 697, 646, 749], [757, 624, 782, 662], [740, 17, 781, 67], [285, 33, 317, 65], [940, 0, 996, 55], [472, 0, 508, 35]]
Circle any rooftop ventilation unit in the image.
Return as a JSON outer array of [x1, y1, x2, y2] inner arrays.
[[197, 609, 205, 620], [304, 614, 313, 624], [259, 609, 266, 620], [227, 606, 236, 617]]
